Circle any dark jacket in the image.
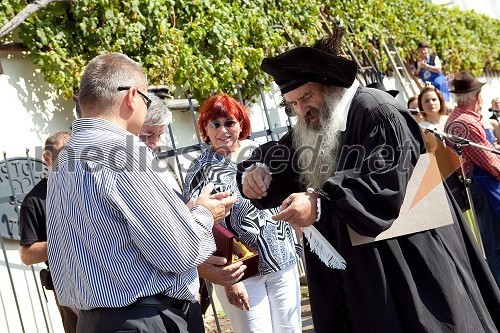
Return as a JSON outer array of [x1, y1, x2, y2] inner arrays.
[[238, 87, 500, 332]]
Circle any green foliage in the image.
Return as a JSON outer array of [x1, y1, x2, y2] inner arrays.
[[2, 0, 320, 100], [326, 0, 500, 76], [0, 0, 24, 25], [0, 0, 499, 101]]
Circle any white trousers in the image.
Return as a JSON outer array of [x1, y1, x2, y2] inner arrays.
[[214, 264, 302, 333]]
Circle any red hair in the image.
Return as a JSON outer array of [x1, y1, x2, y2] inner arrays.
[[198, 93, 251, 144]]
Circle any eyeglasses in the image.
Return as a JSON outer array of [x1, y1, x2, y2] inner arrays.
[[117, 86, 152, 109], [139, 132, 164, 141], [208, 120, 238, 129]]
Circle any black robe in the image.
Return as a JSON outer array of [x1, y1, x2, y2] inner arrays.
[[237, 87, 500, 332]]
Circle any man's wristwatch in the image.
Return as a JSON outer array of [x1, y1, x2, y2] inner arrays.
[[307, 188, 325, 222]]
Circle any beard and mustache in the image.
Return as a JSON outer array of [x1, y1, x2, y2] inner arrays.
[[291, 86, 347, 189]]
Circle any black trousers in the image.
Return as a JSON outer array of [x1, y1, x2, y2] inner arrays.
[[54, 292, 78, 333], [186, 302, 204, 333], [77, 297, 203, 333]]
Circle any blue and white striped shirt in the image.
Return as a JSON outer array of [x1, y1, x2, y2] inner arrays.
[[47, 118, 215, 310]]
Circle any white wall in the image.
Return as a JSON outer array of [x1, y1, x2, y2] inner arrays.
[[0, 51, 75, 159], [431, 0, 500, 19], [478, 74, 500, 117], [0, 50, 74, 333]]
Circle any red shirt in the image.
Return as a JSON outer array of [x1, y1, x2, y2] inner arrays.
[[445, 107, 500, 180]]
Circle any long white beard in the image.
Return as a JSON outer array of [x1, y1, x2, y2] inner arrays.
[[292, 87, 346, 189]]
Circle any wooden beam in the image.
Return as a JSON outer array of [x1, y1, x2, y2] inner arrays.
[[165, 99, 199, 112], [0, 42, 28, 52], [0, 0, 73, 39]]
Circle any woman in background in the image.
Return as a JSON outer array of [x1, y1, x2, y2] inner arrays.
[[407, 94, 426, 123], [184, 93, 302, 333], [418, 83, 472, 218], [407, 95, 419, 110], [418, 82, 449, 131]]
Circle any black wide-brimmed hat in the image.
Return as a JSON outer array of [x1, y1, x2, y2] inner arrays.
[[366, 81, 399, 98], [261, 47, 358, 94], [450, 70, 486, 93]]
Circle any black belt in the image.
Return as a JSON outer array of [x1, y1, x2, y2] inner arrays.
[[133, 294, 190, 318]]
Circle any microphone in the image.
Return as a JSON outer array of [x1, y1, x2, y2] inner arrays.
[[419, 123, 500, 155], [489, 108, 499, 119], [408, 108, 422, 116], [419, 123, 444, 137], [418, 123, 469, 145]]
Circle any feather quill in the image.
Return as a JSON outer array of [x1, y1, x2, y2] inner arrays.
[[302, 225, 346, 270], [312, 22, 345, 56]]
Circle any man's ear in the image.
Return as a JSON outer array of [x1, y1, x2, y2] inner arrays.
[[124, 87, 138, 111], [476, 91, 482, 100], [42, 150, 51, 167]]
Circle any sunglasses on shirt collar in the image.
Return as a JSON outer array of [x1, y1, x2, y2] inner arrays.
[[208, 120, 238, 129]]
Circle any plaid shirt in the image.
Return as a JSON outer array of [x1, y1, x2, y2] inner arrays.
[[445, 107, 500, 180]]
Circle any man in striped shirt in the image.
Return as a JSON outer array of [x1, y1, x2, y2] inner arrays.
[[46, 52, 236, 333]]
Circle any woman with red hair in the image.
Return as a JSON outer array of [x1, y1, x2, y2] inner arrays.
[[184, 93, 302, 332]]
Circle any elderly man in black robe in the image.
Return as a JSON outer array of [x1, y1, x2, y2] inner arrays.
[[237, 33, 500, 332]]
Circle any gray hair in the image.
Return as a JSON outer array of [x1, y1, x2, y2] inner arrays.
[[144, 94, 172, 126], [78, 52, 146, 115], [453, 88, 481, 105], [492, 97, 500, 104]]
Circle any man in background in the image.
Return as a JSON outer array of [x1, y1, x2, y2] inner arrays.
[[489, 97, 500, 148], [413, 41, 450, 102], [19, 131, 77, 333], [446, 71, 500, 286], [139, 94, 181, 191]]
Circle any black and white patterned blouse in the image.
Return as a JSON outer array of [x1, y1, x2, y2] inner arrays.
[[183, 142, 302, 275]]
